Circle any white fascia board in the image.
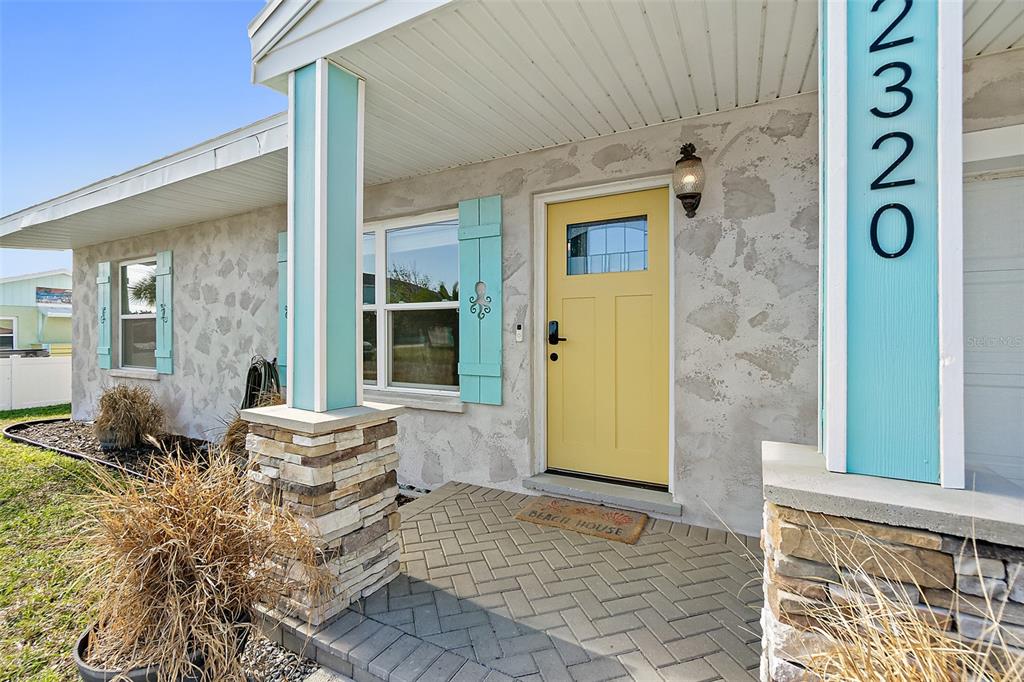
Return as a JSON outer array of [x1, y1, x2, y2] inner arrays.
[[0, 269, 72, 285], [963, 123, 1024, 166], [0, 113, 287, 239], [251, 0, 452, 89], [249, 0, 290, 39]]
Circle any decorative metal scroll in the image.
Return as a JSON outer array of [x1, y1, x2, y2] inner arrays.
[[469, 281, 492, 320]]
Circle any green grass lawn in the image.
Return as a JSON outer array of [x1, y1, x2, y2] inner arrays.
[[0, 404, 97, 681]]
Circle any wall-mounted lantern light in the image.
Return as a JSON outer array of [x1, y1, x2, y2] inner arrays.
[[673, 143, 705, 218]]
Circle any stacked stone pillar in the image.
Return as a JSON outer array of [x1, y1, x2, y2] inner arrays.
[[761, 501, 1024, 681], [241, 404, 403, 626]]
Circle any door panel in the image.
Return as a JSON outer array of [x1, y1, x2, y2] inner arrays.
[[546, 187, 669, 486], [560, 297, 597, 448]]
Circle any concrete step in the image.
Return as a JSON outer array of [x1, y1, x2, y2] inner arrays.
[[523, 472, 683, 519]]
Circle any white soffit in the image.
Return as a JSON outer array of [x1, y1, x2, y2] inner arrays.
[[964, 0, 1024, 57], [323, 0, 1022, 186], [0, 114, 288, 250]]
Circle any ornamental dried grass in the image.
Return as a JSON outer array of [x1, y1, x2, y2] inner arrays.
[[220, 392, 284, 463], [94, 383, 165, 449], [80, 445, 329, 681], [793, 522, 1024, 681]]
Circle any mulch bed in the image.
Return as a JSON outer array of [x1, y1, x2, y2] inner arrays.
[[6, 419, 211, 478]]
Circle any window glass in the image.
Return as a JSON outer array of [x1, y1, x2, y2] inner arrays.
[[567, 216, 648, 275], [389, 309, 459, 389], [363, 233, 376, 305], [363, 311, 377, 382], [120, 259, 157, 368], [121, 260, 157, 314], [121, 318, 157, 369], [387, 220, 459, 303], [0, 318, 13, 349]]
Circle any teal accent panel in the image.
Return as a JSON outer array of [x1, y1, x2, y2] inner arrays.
[[846, 0, 939, 482], [818, 0, 828, 452], [290, 63, 317, 410], [324, 62, 360, 410], [458, 195, 503, 405], [277, 231, 288, 386], [96, 262, 111, 369], [155, 250, 173, 374]]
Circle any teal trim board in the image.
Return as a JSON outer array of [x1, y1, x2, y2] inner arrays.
[[277, 232, 288, 386], [846, 0, 939, 482], [290, 63, 317, 410], [818, 0, 828, 452], [324, 62, 360, 410]]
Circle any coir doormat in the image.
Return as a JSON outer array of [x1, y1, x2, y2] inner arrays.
[[515, 496, 648, 544]]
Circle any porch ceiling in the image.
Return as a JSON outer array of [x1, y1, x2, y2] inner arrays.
[[343, 0, 821, 186], [321, 0, 1024, 187]]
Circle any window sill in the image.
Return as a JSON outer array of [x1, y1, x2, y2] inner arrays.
[[107, 368, 160, 381], [363, 389, 464, 413]]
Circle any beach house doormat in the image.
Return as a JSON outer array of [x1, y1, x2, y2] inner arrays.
[[515, 496, 648, 544]]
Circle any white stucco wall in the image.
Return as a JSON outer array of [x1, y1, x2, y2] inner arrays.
[[361, 94, 819, 535], [71, 48, 1024, 535], [72, 206, 284, 437]]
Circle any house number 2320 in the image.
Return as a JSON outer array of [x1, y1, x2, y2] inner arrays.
[[868, 0, 915, 259]]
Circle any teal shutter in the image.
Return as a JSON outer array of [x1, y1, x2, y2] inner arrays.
[[97, 262, 112, 369], [458, 195, 502, 405], [277, 232, 288, 385], [155, 250, 173, 374]]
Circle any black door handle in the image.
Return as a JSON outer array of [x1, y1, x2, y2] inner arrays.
[[548, 320, 567, 345]]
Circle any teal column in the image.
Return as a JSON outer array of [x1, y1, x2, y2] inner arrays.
[[288, 59, 364, 412], [819, 0, 963, 486]]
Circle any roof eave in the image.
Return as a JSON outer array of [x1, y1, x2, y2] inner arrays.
[[249, 0, 452, 89]]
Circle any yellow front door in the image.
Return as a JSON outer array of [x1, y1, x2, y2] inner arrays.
[[546, 187, 669, 486]]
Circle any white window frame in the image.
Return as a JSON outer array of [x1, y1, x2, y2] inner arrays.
[[362, 209, 460, 397], [118, 256, 158, 370], [0, 316, 16, 350]]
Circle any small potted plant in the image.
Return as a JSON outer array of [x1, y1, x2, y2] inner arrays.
[[73, 448, 327, 681], [93, 384, 165, 452]]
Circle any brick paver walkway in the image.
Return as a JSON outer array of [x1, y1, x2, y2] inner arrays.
[[334, 482, 765, 681]]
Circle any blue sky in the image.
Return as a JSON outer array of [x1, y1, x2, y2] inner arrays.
[[0, 0, 285, 277]]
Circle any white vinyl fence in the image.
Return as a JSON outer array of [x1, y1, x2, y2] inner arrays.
[[0, 355, 72, 411]]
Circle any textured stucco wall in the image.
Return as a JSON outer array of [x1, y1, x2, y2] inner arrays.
[[68, 48, 1023, 535], [963, 48, 1024, 132], [364, 94, 820, 535], [72, 206, 284, 437]]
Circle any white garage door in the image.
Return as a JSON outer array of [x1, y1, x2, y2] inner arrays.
[[964, 172, 1024, 493]]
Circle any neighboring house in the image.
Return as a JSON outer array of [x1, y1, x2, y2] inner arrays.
[[0, 269, 73, 356], [0, 0, 1020, 548]]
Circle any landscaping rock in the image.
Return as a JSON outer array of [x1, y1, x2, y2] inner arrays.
[[242, 633, 318, 681]]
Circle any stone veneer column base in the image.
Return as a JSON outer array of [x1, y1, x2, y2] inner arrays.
[[241, 402, 405, 627], [761, 500, 1024, 680]]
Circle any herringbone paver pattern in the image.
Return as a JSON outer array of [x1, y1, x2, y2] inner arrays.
[[343, 482, 764, 681]]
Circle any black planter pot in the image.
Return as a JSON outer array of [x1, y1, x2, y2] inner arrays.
[[74, 614, 251, 682]]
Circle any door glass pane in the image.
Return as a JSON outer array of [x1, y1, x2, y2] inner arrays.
[[389, 308, 459, 389], [387, 220, 459, 303], [122, 318, 156, 368], [567, 216, 647, 276], [121, 260, 157, 314], [363, 311, 377, 382], [363, 233, 376, 305]]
